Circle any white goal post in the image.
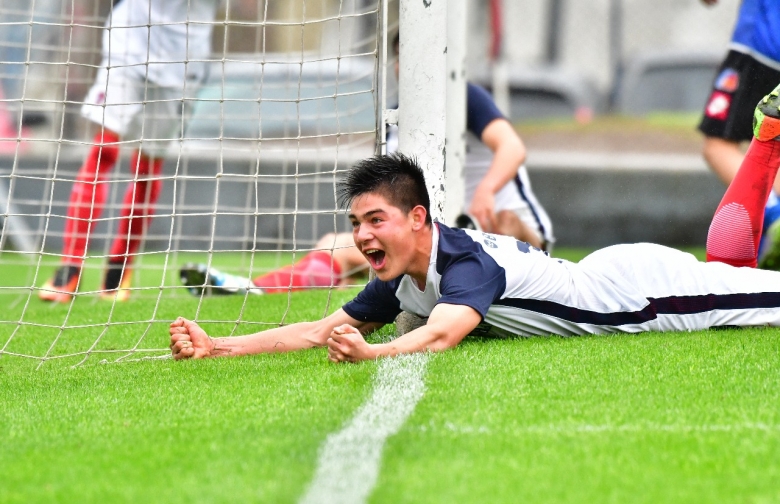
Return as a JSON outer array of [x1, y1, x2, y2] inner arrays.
[[0, 0, 463, 368]]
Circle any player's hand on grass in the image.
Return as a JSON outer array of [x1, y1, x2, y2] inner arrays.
[[470, 187, 498, 233], [170, 317, 215, 360], [327, 324, 374, 363]]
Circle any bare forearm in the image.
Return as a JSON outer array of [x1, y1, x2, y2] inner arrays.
[[480, 143, 525, 194], [369, 326, 461, 358], [210, 322, 325, 357], [367, 304, 480, 359], [478, 120, 526, 195]]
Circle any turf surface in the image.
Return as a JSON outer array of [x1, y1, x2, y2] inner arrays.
[[2, 247, 779, 503]]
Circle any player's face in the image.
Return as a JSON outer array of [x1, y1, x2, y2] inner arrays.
[[349, 192, 418, 281]]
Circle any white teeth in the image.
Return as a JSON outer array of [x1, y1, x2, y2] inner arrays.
[[365, 249, 379, 255]]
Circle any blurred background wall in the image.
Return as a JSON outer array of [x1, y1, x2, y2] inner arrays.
[[6, 0, 741, 132], [473, 0, 737, 92]]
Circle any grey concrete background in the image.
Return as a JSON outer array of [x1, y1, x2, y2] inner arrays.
[[526, 162, 721, 249]]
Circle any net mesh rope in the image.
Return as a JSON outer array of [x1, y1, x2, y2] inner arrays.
[[0, 0, 390, 367]]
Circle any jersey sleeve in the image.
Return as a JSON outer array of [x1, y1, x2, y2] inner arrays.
[[342, 278, 403, 324], [466, 83, 507, 138], [436, 227, 507, 319]]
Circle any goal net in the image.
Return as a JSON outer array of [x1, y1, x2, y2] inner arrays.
[[0, 0, 396, 368]]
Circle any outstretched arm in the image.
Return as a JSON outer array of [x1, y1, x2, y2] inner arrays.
[[470, 119, 527, 232], [327, 303, 482, 363], [170, 308, 384, 360]]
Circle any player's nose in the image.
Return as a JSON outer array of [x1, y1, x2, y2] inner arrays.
[[355, 223, 374, 243]]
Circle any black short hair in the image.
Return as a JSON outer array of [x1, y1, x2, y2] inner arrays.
[[337, 153, 432, 225]]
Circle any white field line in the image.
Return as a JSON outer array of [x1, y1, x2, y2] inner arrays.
[[417, 421, 780, 435], [298, 353, 428, 504]]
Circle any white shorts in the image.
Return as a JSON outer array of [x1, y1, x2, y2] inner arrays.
[[482, 243, 780, 338], [81, 64, 190, 157], [577, 243, 780, 332]]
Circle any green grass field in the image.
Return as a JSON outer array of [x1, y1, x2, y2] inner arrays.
[[2, 248, 780, 503]]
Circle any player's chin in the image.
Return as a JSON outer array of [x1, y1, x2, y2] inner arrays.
[[373, 265, 399, 282]]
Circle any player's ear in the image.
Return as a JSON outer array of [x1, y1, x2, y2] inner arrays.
[[410, 205, 427, 230]]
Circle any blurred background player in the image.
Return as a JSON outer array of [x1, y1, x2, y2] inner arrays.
[[39, 0, 221, 302], [698, 0, 780, 268], [179, 34, 555, 296]]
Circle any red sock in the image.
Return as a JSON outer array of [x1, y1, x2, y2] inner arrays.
[[706, 139, 780, 267], [253, 251, 342, 293], [62, 130, 120, 265], [108, 151, 164, 264]]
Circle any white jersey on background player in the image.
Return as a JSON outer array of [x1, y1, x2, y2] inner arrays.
[[81, 0, 220, 156], [386, 82, 555, 249]]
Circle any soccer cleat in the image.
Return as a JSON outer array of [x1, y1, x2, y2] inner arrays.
[[101, 263, 133, 302], [39, 265, 81, 303], [753, 83, 780, 142], [758, 219, 780, 270], [454, 213, 482, 232], [179, 262, 263, 296]]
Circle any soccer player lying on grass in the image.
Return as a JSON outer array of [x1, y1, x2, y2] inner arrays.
[[172, 85, 780, 363], [170, 86, 780, 362]]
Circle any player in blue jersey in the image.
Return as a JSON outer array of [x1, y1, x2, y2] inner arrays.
[[170, 85, 780, 362], [699, 0, 780, 268]]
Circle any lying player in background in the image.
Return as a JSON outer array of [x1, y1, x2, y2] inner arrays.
[[179, 35, 553, 295], [171, 84, 780, 362]]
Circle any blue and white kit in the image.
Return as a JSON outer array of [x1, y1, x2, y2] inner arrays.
[[386, 83, 554, 247], [343, 223, 780, 337]]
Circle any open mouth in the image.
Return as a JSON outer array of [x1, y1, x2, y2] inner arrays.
[[365, 249, 387, 269]]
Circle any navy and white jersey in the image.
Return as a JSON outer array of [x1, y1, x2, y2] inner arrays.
[[342, 223, 780, 337], [731, 0, 780, 69]]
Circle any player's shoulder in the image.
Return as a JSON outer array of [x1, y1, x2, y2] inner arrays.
[[465, 82, 506, 137], [342, 276, 404, 324], [435, 224, 503, 273], [466, 83, 496, 109], [436, 222, 480, 251]]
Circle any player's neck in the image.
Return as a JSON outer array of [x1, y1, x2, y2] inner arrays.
[[406, 225, 433, 289]]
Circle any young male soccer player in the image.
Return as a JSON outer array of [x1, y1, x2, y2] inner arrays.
[[39, 0, 220, 302], [170, 84, 780, 362], [698, 0, 780, 267], [178, 34, 553, 295]]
